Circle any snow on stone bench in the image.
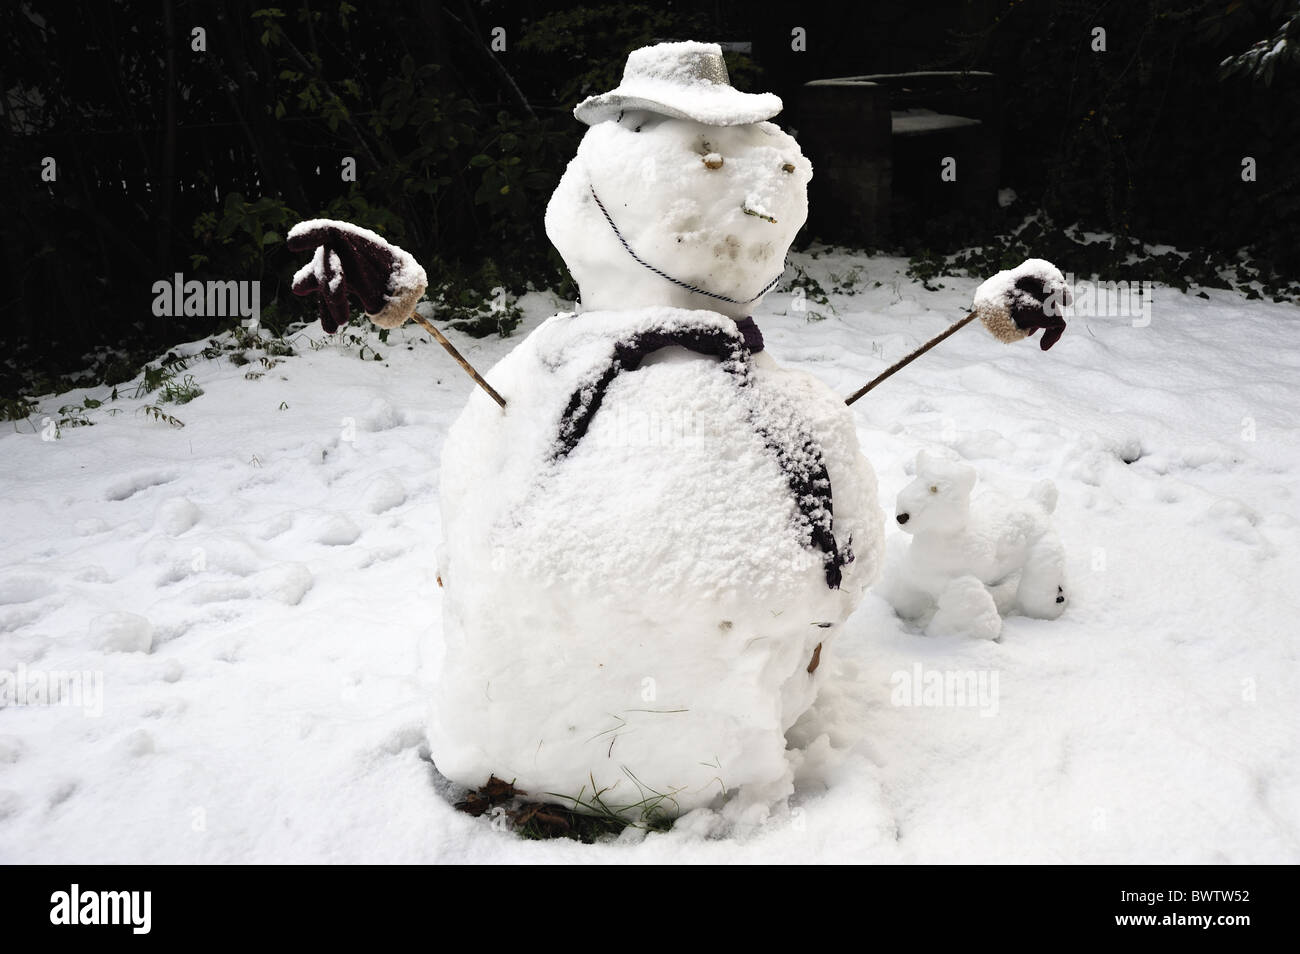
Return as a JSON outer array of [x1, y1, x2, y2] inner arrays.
[[891, 108, 983, 137]]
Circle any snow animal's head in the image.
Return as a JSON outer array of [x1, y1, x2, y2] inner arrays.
[[895, 451, 977, 535], [546, 42, 811, 319]]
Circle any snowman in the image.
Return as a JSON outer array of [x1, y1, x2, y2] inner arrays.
[[287, 42, 1068, 818]]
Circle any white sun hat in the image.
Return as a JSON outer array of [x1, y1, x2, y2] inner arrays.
[[574, 40, 783, 126]]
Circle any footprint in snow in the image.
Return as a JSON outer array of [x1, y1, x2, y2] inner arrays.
[[48, 780, 78, 809], [1203, 498, 1270, 550], [357, 546, 410, 569], [0, 606, 44, 634], [0, 632, 49, 666], [0, 736, 26, 763], [73, 565, 112, 584], [177, 562, 312, 606], [89, 611, 155, 653], [179, 580, 253, 605], [154, 497, 200, 536], [143, 534, 261, 586], [117, 730, 155, 758], [255, 563, 313, 605], [0, 790, 21, 821], [104, 471, 177, 502], [258, 513, 295, 540], [363, 474, 407, 515], [0, 575, 56, 605], [360, 399, 404, 433], [381, 723, 427, 755], [317, 515, 361, 546]]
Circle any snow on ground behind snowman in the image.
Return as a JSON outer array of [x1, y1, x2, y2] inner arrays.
[[0, 250, 1297, 862]]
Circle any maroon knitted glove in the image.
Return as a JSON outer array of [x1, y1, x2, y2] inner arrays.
[[1009, 274, 1072, 351], [288, 220, 426, 333]]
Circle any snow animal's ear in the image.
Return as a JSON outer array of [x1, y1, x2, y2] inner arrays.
[[915, 449, 932, 474]]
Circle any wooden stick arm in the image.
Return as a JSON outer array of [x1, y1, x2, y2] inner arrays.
[[845, 311, 977, 406], [409, 313, 508, 410]]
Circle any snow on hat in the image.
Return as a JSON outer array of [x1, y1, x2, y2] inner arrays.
[[574, 41, 783, 126]]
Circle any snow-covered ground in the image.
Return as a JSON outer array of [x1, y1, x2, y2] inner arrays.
[[2, 249, 1297, 862]]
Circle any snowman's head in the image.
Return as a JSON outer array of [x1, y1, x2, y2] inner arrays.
[[546, 112, 811, 318], [546, 40, 812, 319]]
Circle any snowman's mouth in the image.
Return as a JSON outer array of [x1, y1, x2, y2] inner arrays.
[[589, 183, 785, 306]]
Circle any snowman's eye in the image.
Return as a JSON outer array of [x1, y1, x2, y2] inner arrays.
[[929, 485, 938, 494], [781, 162, 795, 173], [702, 153, 724, 170]]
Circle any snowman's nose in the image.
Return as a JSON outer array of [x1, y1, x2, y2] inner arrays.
[[741, 204, 777, 224], [896, 513, 910, 524]]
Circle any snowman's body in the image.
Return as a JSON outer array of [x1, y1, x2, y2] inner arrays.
[[434, 308, 880, 811], [430, 43, 884, 814]]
